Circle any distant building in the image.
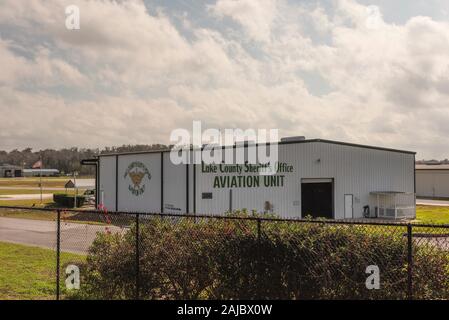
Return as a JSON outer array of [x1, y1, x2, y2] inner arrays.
[[416, 164, 449, 199], [22, 168, 60, 177], [0, 164, 23, 177]]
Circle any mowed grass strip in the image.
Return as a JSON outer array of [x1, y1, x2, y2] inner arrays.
[[0, 205, 58, 221], [1, 194, 448, 227], [0, 207, 107, 225], [0, 189, 86, 196], [415, 205, 449, 225], [0, 189, 56, 195], [0, 199, 54, 208], [0, 177, 69, 188], [0, 242, 85, 300], [0, 177, 93, 188]]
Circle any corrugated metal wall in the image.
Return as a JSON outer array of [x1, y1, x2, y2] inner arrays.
[[98, 141, 415, 219], [194, 142, 414, 219], [416, 170, 449, 198], [98, 155, 116, 210], [163, 152, 187, 213]]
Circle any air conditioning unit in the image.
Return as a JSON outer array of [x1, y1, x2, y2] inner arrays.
[[280, 136, 306, 143]]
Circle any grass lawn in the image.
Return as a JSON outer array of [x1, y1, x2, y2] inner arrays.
[[0, 177, 93, 188], [0, 210, 107, 225], [0, 177, 69, 188], [0, 198, 101, 224], [0, 206, 60, 221], [0, 189, 55, 195], [0, 177, 89, 209], [0, 242, 85, 300], [0, 189, 86, 195], [0, 206, 105, 225], [415, 205, 449, 224], [0, 199, 54, 207]]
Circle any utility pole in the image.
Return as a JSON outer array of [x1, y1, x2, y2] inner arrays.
[[73, 171, 78, 209], [39, 155, 43, 204]]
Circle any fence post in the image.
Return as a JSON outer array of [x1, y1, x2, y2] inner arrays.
[[56, 209, 61, 300], [407, 223, 413, 300], [135, 213, 140, 300]]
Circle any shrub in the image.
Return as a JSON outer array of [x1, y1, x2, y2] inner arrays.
[[53, 193, 86, 207], [75, 217, 449, 300]]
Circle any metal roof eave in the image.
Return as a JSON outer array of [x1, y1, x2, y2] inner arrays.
[[90, 138, 416, 159]]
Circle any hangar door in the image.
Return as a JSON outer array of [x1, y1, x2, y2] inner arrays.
[[301, 178, 334, 219]]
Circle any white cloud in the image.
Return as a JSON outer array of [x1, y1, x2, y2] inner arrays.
[[0, 39, 87, 87], [209, 0, 278, 42], [0, 0, 449, 158]]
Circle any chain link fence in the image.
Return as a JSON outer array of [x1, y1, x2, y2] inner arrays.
[[0, 206, 448, 300]]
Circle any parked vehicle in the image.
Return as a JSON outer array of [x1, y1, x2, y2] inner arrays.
[[83, 189, 95, 205]]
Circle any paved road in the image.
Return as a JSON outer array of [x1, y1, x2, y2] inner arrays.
[[1, 216, 447, 257], [416, 199, 449, 207], [0, 217, 127, 254]]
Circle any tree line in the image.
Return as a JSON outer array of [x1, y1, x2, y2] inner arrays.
[[0, 144, 168, 176], [416, 159, 449, 165], [1, 144, 447, 177]]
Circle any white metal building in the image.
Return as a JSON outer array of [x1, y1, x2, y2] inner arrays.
[[0, 164, 23, 177], [83, 138, 416, 219], [416, 164, 449, 199]]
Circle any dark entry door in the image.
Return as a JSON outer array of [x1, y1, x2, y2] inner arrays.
[[301, 182, 333, 219]]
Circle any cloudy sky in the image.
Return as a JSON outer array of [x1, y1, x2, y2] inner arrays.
[[0, 0, 449, 159]]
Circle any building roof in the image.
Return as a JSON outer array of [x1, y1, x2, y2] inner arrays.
[[94, 138, 416, 158], [416, 164, 449, 170], [0, 164, 22, 168], [65, 179, 95, 188]]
